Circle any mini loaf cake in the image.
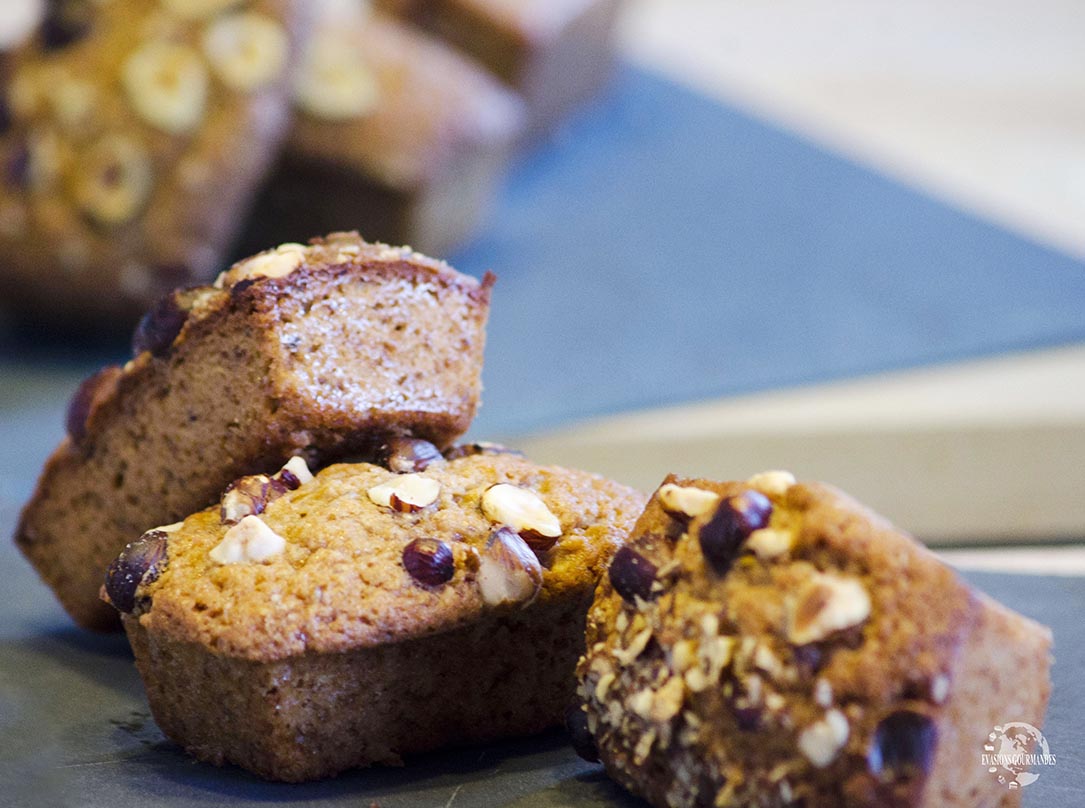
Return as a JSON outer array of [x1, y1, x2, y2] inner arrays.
[[104, 444, 645, 781], [243, 3, 524, 256], [575, 472, 1052, 808], [379, 0, 624, 133], [16, 232, 493, 631], [0, 0, 309, 325]]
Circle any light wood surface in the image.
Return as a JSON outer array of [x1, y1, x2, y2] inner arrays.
[[516, 346, 1085, 545], [619, 0, 1085, 260], [515, 0, 1085, 572]]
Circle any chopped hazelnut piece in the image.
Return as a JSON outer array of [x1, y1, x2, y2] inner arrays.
[[814, 678, 833, 708], [745, 470, 797, 498], [787, 573, 872, 645], [477, 527, 542, 607], [367, 473, 440, 512], [217, 243, 306, 287], [658, 483, 720, 519], [277, 456, 313, 487], [650, 676, 686, 722], [481, 483, 561, 541], [613, 626, 653, 665], [930, 674, 950, 704], [209, 515, 286, 564], [746, 528, 793, 560], [220, 474, 272, 525], [798, 709, 849, 767]]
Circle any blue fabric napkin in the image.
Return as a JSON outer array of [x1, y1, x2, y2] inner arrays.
[[452, 67, 1085, 436]]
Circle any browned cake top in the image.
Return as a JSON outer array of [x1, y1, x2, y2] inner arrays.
[[579, 472, 1052, 807], [117, 450, 645, 661], [213, 229, 469, 289], [87, 230, 491, 433]]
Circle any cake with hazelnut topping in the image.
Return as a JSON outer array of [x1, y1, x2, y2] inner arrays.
[[103, 443, 644, 782], [0, 0, 309, 325], [243, 3, 524, 256], [575, 472, 1052, 808], [16, 232, 494, 631]]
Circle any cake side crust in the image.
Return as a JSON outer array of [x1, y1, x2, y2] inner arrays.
[[126, 589, 594, 781]]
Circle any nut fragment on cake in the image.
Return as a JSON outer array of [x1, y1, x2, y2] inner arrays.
[[16, 232, 494, 630], [576, 473, 1053, 808], [103, 449, 644, 781]]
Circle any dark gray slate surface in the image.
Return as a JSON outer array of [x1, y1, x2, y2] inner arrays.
[[0, 381, 1080, 805], [0, 517, 1080, 808]]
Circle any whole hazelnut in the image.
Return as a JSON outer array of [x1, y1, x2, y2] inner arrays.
[[868, 711, 937, 782], [379, 437, 442, 473], [220, 474, 272, 525], [104, 530, 169, 614], [65, 366, 120, 445], [402, 538, 455, 587], [698, 490, 772, 575], [608, 546, 658, 604], [131, 291, 187, 357]]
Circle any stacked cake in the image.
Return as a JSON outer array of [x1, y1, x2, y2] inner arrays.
[[18, 232, 646, 780]]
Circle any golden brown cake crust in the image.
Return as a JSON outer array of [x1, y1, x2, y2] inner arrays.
[[578, 474, 1053, 808], [116, 452, 644, 780], [16, 232, 493, 630], [134, 453, 644, 659], [126, 592, 595, 782], [0, 0, 309, 324]]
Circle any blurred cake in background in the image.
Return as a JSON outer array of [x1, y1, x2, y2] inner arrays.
[[378, 0, 623, 134], [0, 0, 308, 326], [0, 0, 624, 330], [241, 0, 524, 258]]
